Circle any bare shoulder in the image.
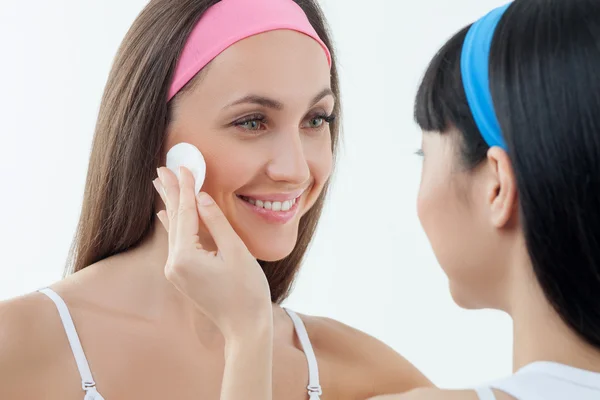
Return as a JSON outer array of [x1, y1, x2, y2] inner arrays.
[[0, 291, 73, 398], [369, 388, 515, 400], [0, 292, 61, 367], [300, 314, 432, 398]]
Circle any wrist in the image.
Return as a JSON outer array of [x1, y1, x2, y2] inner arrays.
[[223, 312, 273, 352]]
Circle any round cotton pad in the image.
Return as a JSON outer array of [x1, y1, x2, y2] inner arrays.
[[166, 142, 206, 194]]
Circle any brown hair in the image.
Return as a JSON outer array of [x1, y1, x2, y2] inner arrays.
[[65, 0, 341, 304]]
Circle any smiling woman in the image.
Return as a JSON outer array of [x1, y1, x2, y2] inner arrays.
[[167, 29, 336, 265], [0, 0, 430, 399]]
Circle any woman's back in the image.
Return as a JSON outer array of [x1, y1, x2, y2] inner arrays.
[[404, 363, 600, 400], [480, 362, 600, 400]]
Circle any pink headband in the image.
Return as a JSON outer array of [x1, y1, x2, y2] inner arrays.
[[168, 0, 332, 101]]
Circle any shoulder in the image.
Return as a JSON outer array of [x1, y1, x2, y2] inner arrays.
[[369, 388, 515, 400], [0, 291, 72, 396], [301, 314, 432, 397], [0, 291, 62, 365]]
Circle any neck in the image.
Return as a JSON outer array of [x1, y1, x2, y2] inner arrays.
[[509, 265, 600, 373], [110, 217, 224, 344]]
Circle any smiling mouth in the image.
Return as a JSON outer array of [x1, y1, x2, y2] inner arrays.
[[236, 195, 301, 212]]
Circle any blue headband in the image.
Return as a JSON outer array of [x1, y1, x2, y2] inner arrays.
[[461, 3, 511, 150]]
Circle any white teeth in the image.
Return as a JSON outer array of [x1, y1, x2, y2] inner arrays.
[[240, 196, 299, 212]]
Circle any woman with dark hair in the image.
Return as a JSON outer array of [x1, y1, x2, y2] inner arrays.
[[0, 1, 430, 399], [374, 0, 600, 399], [188, 0, 600, 399]]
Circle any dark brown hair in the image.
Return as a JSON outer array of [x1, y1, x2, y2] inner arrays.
[[65, 0, 341, 304]]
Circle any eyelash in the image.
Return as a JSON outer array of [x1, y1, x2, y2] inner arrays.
[[233, 113, 336, 132], [415, 149, 424, 157]]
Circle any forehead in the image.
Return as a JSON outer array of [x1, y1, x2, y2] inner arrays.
[[190, 30, 331, 103]]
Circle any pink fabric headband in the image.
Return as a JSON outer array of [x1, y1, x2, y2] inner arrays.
[[168, 0, 332, 101]]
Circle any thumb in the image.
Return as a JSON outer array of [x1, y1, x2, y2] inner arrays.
[[196, 192, 246, 255]]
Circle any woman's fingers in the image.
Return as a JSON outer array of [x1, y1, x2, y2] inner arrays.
[[157, 210, 169, 231], [196, 192, 246, 257], [154, 167, 248, 271], [153, 178, 170, 232], [176, 167, 201, 247], [157, 167, 182, 250], [152, 178, 168, 207]]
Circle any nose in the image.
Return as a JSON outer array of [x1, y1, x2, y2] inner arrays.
[[266, 130, 310, 184]]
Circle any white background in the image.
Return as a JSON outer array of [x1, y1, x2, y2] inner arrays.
[[0, 0, 512, 389]]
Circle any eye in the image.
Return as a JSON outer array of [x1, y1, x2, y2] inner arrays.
[[308, 116, 325, 128], [302, 113, 336, 130], [234, 114, 267, 131], [240, 120, 263, 130]]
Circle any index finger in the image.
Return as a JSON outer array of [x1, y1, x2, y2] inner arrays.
[[195, 192, 247, 256], [176, 166, 201, 245], [158, 166, 181, 251]]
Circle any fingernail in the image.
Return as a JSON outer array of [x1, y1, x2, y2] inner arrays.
[[197, 192, 213, 206], [157, 168, 164, 181]]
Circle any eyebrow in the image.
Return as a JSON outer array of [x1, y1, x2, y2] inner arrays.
[[224, 88, 335, 111], [310, 88, 335, 107]]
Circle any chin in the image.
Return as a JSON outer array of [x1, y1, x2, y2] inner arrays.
[[449, 287, 473, 309], [448, 281, 488, 310], [245, 234, 299, 262]]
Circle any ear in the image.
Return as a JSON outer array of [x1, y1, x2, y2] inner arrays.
[[486, 147, 518, 228]]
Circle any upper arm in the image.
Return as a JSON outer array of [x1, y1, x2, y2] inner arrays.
[[0, 296, 34, 382], [369, 387, 516, 400], [305, 316, 433, 398], [0, 293, 64, 398], [358, 330, 433, 393], [348, 325, 433, 396]]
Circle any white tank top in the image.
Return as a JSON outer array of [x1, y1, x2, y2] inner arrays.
[[39, 288, 322, 400], [474, 361, 600, 400]]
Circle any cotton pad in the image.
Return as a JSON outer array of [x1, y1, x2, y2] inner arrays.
[[166, 142, 206, 194]]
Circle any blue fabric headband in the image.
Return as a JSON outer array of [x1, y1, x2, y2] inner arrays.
[[460, 3, 511, 150]]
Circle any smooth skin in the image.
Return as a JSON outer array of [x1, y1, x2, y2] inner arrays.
[[0, 169, 430, 400], [371, 133, 600, 399], [153, 165, 433, 400], [2, 27, 523, 399], [156, 166, 273, 400], [185, 127, 600, 400], [0, 31, 431, 400], [371, 389, 514, 400]]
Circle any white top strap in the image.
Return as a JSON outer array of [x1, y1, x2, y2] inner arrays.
[[284, 309, 322, 400], [475, 387, 497, 400], [39, 288, 104, 400]]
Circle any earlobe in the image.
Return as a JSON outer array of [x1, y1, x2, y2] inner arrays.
[[487, 147, 518, 228]]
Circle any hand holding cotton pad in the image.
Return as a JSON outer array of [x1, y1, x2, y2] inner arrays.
[[166, 142, 206, 194]]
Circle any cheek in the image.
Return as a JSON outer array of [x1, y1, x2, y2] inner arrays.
[[418, 168, 500, 308], [201, 147, 257, 196], [166, 132, 261, 207], [306, 134, 333, 184], [417, 165, 469, 276], [417, 169, 447, 245], [304, 135, 333, 208]]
